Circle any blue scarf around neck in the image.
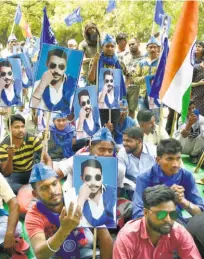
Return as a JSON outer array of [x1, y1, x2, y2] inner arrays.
[[83, 107, 100, 136], [1, 80, 22, 106]]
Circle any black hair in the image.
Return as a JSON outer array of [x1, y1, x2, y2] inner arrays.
[[123, 126, 144, 140], [157, 138, 182, 157], [78, 89, 90, 104], [30, 182, 36, 190], [189, 100, 195, 107], [196, 40, 204, 48], [81, 159, 102, 177], [0, 60, 12, 69], [137, 109, 154, 124], [7, 114, 25, 128], [103, 69, 114, 80], [143, 185, 176, 209], [47, 48, 67, 64], [116, 33, 128, 44]]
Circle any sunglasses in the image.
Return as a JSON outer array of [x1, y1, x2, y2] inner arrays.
[[105, 79, 113, 84], [84, 174, 102, 182], [0, 71, 12, 77], [81, 100, 90, 107], [49, 63, 66, 70], [149, 209, 178, 220]]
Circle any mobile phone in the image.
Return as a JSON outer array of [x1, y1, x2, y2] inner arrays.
[[193, 108, 199, 117], [62, 184, 77, 214]]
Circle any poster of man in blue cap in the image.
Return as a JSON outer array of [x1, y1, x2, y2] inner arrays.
[[73, 155, 117, 228], [74, 86, 101, 139], [30, 43, 83, 114], [0, 58, 22, 107], [98, 68, 121, 109]]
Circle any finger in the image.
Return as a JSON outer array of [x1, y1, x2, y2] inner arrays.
[[60, 206, 66, 218], [67, 202, 74, 218]]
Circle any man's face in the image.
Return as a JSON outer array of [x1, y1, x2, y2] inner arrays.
[[120, 105, 128, 119], [90, 141, 114, 157], [147, 44, 158, 57], [195, 44, 203, 55], [140, 116, 156, 134], [82, 166, 102, 194], [68, 42, 77, 49], [0, 66, 13, 88], [47, 55, 66, 82], [128, 39, 139, 53], [118, 39, 127, 52], [188, 103, 196, 117], [144, 201, 176, 235], [9, 40, 17, 48], [104, 74, 114, 93], [156, 153, 181, 176], [34, 177, 63, 207], [54, 118, 68, 131], [80, 95, 91, 116], [103, 43, 115, 57], [11, 121, 25, 139], [123, 134, 140, 154], [87, 27, 97, 42]]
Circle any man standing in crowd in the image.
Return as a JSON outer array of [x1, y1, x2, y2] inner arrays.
[[76, 89, 100, 138], [115, 33, 129, 58], [113, 185, 202, 259], [137, 109, 169, 145], [31, 48, 77, 114], [67, 39, 78, 49], [132, 138, 204, 225], [26, 163, 112, 259], [1, 34, 18, 58], [0, 114, 50, 194]]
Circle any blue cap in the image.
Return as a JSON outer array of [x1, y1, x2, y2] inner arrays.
[[147, 36, 160, 47], [52, 113, 67, 120], [120, 99, 128, 107], [29, 163, 58, 183], [91, 127, 115, 144], [102, 34, 116, 46]]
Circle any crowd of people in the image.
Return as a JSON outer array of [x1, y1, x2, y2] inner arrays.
[[0, 21, 204, 259]]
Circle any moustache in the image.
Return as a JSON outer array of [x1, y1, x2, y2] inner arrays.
[[89, 185, 100, 189], [50, 194, 61, 199], [52, 72, 62, 77], [85, 108, 90, 112]]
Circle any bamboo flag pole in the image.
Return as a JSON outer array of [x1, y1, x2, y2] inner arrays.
[[96, 35, 100, 93], [40, 111, 51, 162], [170, 111, 177, 138], [92, 228, 97, 259], [194, 152, 204, 173]]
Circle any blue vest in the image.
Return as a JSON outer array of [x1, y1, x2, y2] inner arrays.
[[104, 86, 120, 109], [83, 107, 100, 136], [1, 80, 22, 106]]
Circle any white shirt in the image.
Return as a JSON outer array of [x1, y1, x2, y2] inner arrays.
[[143, 124, 169, 145]]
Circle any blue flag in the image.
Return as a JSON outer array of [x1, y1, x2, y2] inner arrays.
[[149, 37, 169, 99], [40, 7, 58, 46], [14, 5, 22, 24], [64, 7, 82, 26], [106, 0, 116, 13], [154, 0, 165, 26]]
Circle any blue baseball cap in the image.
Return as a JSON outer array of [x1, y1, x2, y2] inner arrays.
[[29, 163, 58, 183], [91, 127, 115, 145]]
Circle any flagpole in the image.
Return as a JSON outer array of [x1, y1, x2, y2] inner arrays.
[[170, 111, 177, 138]]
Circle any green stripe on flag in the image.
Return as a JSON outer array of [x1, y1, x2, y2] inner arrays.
[[181, 84, 192, 123]]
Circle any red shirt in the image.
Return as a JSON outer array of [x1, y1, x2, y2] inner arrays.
[[113, 218, 201, 259]]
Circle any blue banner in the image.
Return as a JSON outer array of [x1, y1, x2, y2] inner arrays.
[[154, 0, 165, 26], [14, 5, 22, 24], [64, 7, 82, 26], [106, 0, 116, 13]]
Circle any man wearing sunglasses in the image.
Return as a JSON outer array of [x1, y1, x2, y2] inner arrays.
[[132, 138, 204, 226], [31, 48, 77, 114], [0, 60, 22, 107], [98, 69, 119, 109], [77, 158, 116, 228], [113, 185, 202, 259], [76, 89, 100, 138]]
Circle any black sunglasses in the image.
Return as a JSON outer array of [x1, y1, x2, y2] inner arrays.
[[49, 63, 66, 70], [105, 79, 113, 84], [81, 100, 90, 107], [0, 71, 12, 77], [84, 174, 102, 182]]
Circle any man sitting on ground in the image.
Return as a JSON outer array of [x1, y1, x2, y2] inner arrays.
[[132, 138, 204, 225], [113, 185, 202, 259]]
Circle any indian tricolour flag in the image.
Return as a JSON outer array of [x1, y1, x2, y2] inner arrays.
[[159, 1, 199, 122]]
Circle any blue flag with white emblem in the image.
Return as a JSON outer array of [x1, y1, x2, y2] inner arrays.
[[154, 0, 165, 26], [64, 7, 82, 26], [106, 0, 116, 13], [40, 7, 58, 46]]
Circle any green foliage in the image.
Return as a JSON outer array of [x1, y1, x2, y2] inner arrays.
[[0, 0, 203, 47]]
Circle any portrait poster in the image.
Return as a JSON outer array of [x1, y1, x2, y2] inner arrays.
[[23, 36, 40, 61], [72, 155, 117, 228], [74, 86, 101, 139], [0, 58, 23, 107], [29, 43, 83, 114], [160, 14, 171, 46], [98, 68, 121, 109], [10, 53, 33, 88]]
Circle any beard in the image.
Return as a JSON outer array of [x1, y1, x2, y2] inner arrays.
[[124, 146, 138, 154], [147, 217, 173, 235], [88, 33, 98, 44], [40, 195, 63, 208]]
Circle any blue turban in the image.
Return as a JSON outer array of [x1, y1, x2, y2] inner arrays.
[[91, 127, 115, 145], [102, 34, 116, 46], [147, 36, 160, 47], [52, 113, 67, 121], [29, 163, 58, 183]]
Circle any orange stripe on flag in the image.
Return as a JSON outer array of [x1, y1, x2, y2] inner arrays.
[[159, 1, 199, 99]]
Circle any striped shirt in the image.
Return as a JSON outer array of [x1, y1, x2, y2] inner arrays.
[[0, 133, 42, 173]]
